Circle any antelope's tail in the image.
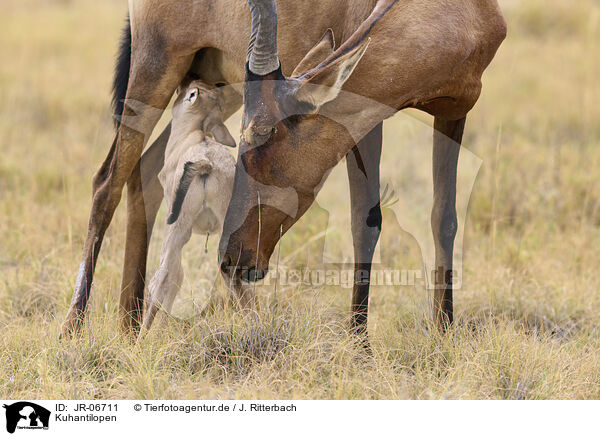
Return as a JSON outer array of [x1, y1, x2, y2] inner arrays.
[[112, 14, 131, 129]]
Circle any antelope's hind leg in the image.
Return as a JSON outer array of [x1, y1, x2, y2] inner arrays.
[[431, 116, 465, 331], [119, 124, 171, 335], [60, 44, 193, 337]]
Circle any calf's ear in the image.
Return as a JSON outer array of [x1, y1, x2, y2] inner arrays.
[[211, 123, 236, 148], [294, 38, 370, 108]]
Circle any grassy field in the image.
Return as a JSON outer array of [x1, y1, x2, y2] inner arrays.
[[1, 0, 599, 399]]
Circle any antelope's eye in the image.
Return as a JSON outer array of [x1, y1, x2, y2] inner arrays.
[[254, 126, 274, 137]]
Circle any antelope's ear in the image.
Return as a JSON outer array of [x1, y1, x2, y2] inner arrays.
[[211, 123, 236, 148], [294, 38, 370, 108], [291, 29, 335, 77]]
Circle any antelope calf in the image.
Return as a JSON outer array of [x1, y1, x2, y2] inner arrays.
[[140, 79, 236, 333]]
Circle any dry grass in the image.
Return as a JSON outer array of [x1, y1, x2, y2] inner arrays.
[[1, 0, 599, 399]]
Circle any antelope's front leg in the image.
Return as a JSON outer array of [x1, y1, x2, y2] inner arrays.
[[431, 116, 465, 331], [346, 122, 383, 339]]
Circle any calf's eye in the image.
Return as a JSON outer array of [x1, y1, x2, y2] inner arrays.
[[184, 88, 199, 104]]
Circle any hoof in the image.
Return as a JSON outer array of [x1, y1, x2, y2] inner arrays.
[[59, 314, 83, 340]]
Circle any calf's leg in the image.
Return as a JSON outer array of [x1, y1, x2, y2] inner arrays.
[[140, 222, 193, 335]]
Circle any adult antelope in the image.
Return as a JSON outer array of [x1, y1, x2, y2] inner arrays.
[[61, 0, 506, 337]]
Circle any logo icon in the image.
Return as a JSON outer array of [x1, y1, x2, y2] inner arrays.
[[3, 402, 50, 434]]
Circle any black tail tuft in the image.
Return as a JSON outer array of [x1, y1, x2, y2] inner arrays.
[[112, 14, 131, 129], [167, 162, 199, 225]]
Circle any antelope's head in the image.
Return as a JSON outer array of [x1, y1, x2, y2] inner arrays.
[[219, 0, 378, 284]]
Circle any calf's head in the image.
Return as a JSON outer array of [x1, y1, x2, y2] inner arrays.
[[171, 79, 237, 148], [219, 0, 377, 283]]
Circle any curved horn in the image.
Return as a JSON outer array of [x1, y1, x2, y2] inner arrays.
[[246, 0, 279, 75]]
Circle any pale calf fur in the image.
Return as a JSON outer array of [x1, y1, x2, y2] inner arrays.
[[141, 80, 236, 333]]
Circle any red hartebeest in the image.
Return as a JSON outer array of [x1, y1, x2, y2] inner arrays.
[[61, 0, 506, 337]]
